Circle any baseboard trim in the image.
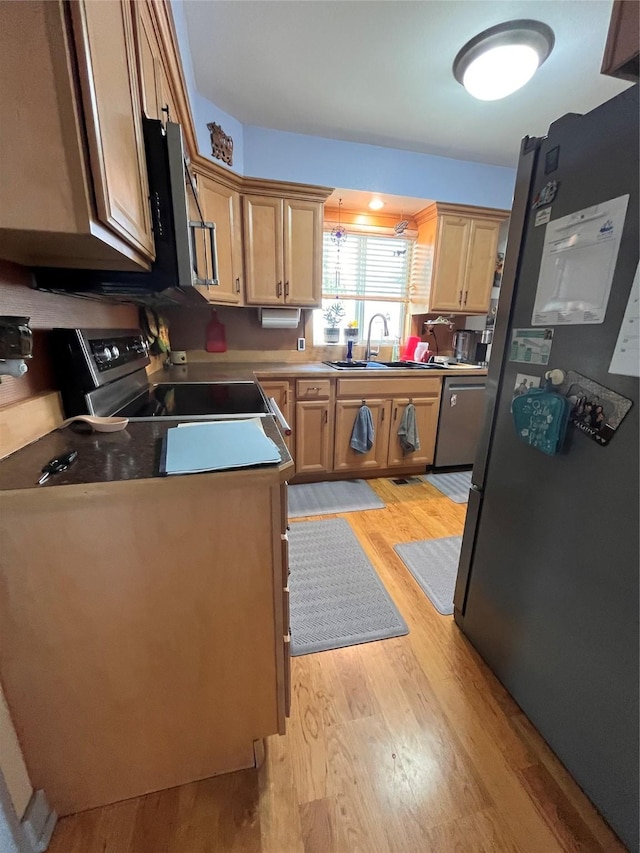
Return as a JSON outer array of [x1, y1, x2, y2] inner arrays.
[[21, 790, 57, 852]]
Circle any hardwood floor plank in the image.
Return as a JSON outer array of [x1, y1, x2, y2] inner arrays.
[[259, 734, 305, 853], [299, 797, 338, 853], [46, 477, 625, 853], [509, 711, 628, 852]]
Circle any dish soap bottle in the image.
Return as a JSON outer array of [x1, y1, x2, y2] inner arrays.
[[205, 310, 227, 353]]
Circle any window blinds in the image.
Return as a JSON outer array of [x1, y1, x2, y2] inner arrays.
[[322, 232, 413, 300]]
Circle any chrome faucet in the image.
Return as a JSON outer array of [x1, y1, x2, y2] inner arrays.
[[365, 313, 390, 361]]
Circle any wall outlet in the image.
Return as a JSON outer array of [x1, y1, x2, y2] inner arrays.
[[297, 337, 306, 351]]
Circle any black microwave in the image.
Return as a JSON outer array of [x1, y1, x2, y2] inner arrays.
[[32, 119, 218, 305]]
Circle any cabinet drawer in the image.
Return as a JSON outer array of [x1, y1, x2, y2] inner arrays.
[[296, 379, 331, 399], [337, 377, 441, 398]]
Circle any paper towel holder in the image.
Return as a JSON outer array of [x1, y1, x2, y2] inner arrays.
[[258, 308, 301, 330]]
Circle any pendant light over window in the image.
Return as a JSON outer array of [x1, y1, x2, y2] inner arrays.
[[453, 20, 554, 101]]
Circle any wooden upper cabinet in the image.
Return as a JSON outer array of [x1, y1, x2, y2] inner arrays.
[[601, 0, 639, 82], [196, 174, 243, 305], [71, 0, 154, 260], [462, 219, 500, 313], [243, 195, 284, 306], [244, 195, 323, 307], [432, 216, 471, 312], [284, 199, 323, 307], [134, 0, 163, 121], [412, 203, 507, 315], [0, 0, 152, 270]]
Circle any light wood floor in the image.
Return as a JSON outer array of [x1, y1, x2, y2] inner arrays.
[[48, 477, 625, 852]]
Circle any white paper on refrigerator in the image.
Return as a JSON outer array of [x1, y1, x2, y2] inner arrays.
[[609, 263, 640, 377], [531, 194, 629, 326]]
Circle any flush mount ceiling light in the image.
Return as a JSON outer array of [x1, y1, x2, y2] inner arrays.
[[368, 198, 385, 211], [453, 20, 554, 101]]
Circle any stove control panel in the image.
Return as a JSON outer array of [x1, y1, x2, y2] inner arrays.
[[89, 335, 148, 372]]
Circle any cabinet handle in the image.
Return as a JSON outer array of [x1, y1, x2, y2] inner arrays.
[[284, 389, 288, 405], [463, 291, 468, 306], [381, 408, 385, 423], [458, 290, 463, 305], [393, 406, 398, 421], [284, 281, 289, 298], [308, 386, 320, 391], [323, 410, 328, 424], [235, 277, 240, 293], [277, 281, 283, 297]]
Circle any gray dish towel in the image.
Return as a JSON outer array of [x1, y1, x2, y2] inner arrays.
[[350, 405, 375, 453], [398, 403, 420, 453]]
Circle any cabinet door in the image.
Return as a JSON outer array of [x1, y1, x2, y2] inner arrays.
[[198, 174, 244, 305], [260, 380, 293, 453], [431, 215, 470, 312], [462, 219, 500, 313], [243, 195, 284, 305], [133, 0, 161, 120], [71, 0, 154, 259], [295, 401, 332, 474], [387, 397, 440, 468], [333, 400, 391, 473], [284, 199, 322, 307]]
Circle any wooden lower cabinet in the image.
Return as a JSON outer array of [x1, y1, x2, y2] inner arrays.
[[0, 469, 291, 816], [387, 397, 439, 467], [295, 400, 332, 474], [334, 399, 391, 472]]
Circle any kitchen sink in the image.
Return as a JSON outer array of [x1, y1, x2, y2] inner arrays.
[[323, 360, 448, 370]]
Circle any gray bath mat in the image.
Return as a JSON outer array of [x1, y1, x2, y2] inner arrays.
[[288, 518, 408, 655], [423, 470, 472, 503], [394, 536, 462, 615], [288, 479, 384, 518]]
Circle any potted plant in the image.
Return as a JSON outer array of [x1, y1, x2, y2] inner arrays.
[[323, 301, 345, 343], [344, 320, 359, 341]]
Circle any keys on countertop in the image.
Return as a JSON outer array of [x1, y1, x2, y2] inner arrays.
[[37, 450, 78, 485]]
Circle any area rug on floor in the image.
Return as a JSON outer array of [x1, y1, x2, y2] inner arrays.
[[394, 536, 463, 616], [423, 470, 472, 503], [288, 479, 385, 518], [288, 517, 408, 655]]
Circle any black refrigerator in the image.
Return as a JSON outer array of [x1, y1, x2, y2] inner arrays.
[[454, 84, 639, 851]]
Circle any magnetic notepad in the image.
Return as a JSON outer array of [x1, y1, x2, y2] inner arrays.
[[161, 420, 281, 475]]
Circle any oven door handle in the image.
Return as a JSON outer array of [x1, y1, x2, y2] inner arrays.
[[269, 397, 292, 436]]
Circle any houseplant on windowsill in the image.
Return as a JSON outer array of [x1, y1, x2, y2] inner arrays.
[[344, 320, 359, 341], [323, 301, 345, 343]]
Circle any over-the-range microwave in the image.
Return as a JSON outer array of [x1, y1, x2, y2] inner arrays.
[[32, 119, 219, 305]]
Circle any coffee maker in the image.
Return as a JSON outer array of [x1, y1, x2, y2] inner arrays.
[[453, 329, 493, 365]]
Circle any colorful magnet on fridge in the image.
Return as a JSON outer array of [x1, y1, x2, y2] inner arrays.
[[532, 180, 559, 209]]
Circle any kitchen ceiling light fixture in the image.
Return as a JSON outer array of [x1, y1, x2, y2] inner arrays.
[[368, 198, 384, 211], [453, 20, 554, 101]]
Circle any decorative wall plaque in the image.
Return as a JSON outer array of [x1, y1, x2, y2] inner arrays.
[[207, 122, 233, 166]]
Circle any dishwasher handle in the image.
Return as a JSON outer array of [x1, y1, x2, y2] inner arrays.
[[447, 383, 487, 392]]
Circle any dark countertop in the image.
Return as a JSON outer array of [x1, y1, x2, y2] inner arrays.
[[149, 361, 488, 383], [0, 360, 485, 492], [0, 415, 292, 492]]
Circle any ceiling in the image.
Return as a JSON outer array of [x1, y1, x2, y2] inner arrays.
[[325, 189, 433, 217], [182, 0, 630, 169]]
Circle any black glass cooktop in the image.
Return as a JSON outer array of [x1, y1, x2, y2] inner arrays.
[[115, 382, 270, 419]]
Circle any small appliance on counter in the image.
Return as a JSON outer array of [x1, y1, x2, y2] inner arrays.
[[453, 329, 493, 365], [0, 315, 33, 377]]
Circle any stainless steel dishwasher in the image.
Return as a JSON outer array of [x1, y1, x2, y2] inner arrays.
[[433, 375, 487, 467]]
